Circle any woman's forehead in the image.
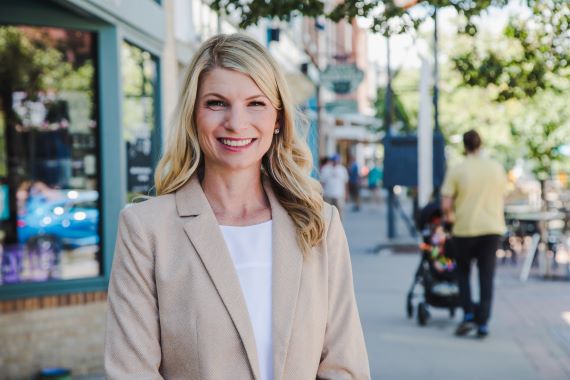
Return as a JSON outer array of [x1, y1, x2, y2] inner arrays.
[[199, 68, 265, 96]]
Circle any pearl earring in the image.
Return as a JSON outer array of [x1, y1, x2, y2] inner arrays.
[[274, 128, 280, 135]]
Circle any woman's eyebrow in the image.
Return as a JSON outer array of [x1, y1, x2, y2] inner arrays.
[[201, 92, 226, 99], [245, 94, 267, 100], [201, 92, 267, 100]]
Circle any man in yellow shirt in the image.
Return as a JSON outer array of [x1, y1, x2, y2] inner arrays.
[[441, 130, 507, 338]]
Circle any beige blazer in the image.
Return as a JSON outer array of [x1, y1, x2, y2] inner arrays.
[[105, 176, 370, 380]]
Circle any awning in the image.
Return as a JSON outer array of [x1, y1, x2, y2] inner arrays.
[[329, 125, 383, 143]]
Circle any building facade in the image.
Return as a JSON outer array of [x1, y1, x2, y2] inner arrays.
[[302, 1, 381, 169], [0, 0, 317, 378]]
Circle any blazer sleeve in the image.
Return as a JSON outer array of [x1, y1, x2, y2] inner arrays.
[[317, 206, 371, 380], [105, 207, 164, 379]]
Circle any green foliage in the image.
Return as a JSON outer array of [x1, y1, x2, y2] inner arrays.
[[509, 92, 570, 179], [374, 87, 413, 133], [121, 41, 158, 144], [0, 26, 95, 133], [209, 0, 567, 103], [210, 0, 325, 29], [384, 42, 569, 175], [0, 27, 94, 97], [0, 26, 60, 95], [209, 0, 517, 34], [453, 1, 569, 101]]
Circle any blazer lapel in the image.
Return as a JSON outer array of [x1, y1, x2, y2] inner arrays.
[[176, 177, 260, 380], [264, 180, 303, 380]]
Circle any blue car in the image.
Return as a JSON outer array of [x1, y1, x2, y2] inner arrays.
[[17, 190, 100, 248]]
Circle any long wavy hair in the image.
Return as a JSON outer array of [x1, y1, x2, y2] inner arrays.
[[154, 33, 325, 256]]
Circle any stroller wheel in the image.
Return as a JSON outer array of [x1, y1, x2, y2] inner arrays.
[[449, 308, 456, 318], [418, 302, 429, 326], [406, 294, 413, 319]]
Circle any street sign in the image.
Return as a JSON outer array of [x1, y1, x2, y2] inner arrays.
[[324, 99, 358, 115], [383, 132, 445, 188], [320, 63, 364, 94]]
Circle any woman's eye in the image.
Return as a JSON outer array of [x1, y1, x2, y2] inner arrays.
[[205, 100, 226, 108], [250, 101, 266, 107]]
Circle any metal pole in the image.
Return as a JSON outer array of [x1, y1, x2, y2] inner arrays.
[[433, 7, 439, 133], [385, 37, 393, 133], [385, 35, 396, 239], [432, 7, 442, 201]]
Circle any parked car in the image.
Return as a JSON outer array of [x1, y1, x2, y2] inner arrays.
[[17, 189, 100, 248]]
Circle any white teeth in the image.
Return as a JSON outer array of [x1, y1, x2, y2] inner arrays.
[[220, 138, 253, 147]]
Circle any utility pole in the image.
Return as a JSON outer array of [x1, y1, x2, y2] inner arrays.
[[432, 7, 443, 201], [385, 35, 396, 239], [433, 7, 440, 133]]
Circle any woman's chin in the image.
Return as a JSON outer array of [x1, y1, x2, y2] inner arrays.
[[206, 159, 263, 174]]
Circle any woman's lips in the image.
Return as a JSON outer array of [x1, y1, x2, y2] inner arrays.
[[217, 137, 257, 151]]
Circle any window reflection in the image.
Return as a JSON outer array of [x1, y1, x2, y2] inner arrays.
[[122, 41, 158, 201], [0, 26, 100, 285]]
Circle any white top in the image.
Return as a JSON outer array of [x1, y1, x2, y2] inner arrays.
[[219, 221, 274, 380], [321, 164, 348, 199]]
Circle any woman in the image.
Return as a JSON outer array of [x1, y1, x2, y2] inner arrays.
[[105, 33, 370, 380]]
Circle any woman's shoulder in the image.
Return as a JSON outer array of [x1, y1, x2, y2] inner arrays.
[[321, 202, 339, 230], [121, 193, 177, 223]]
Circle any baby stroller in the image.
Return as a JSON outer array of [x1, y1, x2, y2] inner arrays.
[[406, 202, 460, 326]]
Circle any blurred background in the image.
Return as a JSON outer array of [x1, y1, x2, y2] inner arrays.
[[0, 0, 568, 379]]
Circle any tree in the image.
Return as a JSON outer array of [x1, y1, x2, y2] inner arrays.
[[376, 7, 569, 175], [374, 85, 413, 134], [209, 0, 568, 103], [509, 92, 570, 180], [453, 1, 570, 101], [209, 0, 512, 33]]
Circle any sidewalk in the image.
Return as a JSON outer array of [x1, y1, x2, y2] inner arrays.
[[343, 201, 570, 380]]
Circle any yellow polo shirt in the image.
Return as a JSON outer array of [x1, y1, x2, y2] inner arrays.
[[441, 155, 507, 237]]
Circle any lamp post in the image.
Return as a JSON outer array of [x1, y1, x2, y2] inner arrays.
[[386, 0, 419, 239], [385, 35, 396, 238]]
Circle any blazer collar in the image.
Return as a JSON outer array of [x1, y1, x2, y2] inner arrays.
[[176, 176, 260, 380], [175, 175, 303, 380]]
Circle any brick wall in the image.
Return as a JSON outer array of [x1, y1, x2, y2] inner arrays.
[[0, 293, 107, 380]]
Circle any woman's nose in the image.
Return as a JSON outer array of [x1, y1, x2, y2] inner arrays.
[[225, 106, 249, 131]]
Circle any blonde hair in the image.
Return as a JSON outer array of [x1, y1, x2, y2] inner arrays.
[[154, 33, 325, 255]]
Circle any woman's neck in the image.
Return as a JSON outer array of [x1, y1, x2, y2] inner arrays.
[[200, 166, 271, 226]]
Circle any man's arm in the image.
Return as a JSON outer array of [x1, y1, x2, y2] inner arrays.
[[440, 166, 456, 225], [441, 196, 455, 224]]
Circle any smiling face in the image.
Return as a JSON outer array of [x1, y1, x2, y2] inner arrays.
[[195, 68, 279, 176]]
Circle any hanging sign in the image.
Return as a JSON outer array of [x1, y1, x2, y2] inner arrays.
[[320, 63, 364, 94]]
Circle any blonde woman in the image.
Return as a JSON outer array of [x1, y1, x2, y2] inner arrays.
[[105, 33, 370, 380]]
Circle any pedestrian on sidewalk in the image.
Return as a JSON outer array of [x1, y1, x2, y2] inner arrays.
[[348, 155, 361, 211], [441, 129, 507, 338], [321, 154, 349, 219], [319, 156, 332, 186], [367, 161, 383, 206], [105, 33, 370, 380]]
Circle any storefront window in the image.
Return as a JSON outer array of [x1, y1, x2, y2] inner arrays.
[[0, 26, 100, 285], [121, 41, 159, 201]]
